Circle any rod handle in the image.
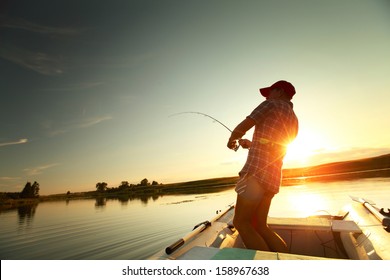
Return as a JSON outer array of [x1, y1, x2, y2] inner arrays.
[[165, 238, 185, 255]]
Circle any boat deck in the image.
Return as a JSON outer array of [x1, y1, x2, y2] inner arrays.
[[149, 200, 389, 260]]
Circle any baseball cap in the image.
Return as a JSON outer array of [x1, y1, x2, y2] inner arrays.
[[260, 80, 296, 98]]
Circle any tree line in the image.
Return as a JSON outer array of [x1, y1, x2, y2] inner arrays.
[[95, 178, 160, 193], [21, 181, 40, 198], [1, 178, 162, 201], [0, 181, 40, 200]]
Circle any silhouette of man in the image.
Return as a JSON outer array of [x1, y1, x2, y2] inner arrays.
[[227, 80, 298, 252]]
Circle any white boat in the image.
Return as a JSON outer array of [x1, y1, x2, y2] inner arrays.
[[149, 196, 390, 260]]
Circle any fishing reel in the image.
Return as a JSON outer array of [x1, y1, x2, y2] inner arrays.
[[231, 139, 253, 151], [232, 142, 240, 152], [228, 139, 241, 152]]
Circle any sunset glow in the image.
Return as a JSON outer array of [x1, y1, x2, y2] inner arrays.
[[284, 130, 331, 167], [1, 1, 389, 195], [289, 192, 328, 217]]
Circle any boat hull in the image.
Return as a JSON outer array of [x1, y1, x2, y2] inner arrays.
[[148, 198, 389, 260]]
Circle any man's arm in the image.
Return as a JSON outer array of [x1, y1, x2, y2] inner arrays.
[[227, 117, 255, 150]]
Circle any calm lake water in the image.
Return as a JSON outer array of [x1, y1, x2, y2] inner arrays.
[[1, 177, 389, 260]]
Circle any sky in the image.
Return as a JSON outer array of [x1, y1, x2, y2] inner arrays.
[[1, 0, 390, 195]]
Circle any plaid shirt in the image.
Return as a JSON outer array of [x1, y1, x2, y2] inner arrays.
[[239, 99, 298, 194]]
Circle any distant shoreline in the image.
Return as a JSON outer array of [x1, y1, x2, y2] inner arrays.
[[1, 153, 390, 211], [282, 167, 390, 185], [1, 168, 389, 211]]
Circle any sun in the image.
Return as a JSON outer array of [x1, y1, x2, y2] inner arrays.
[[285, 139, 311, 164], [284, 130, 330, 167]]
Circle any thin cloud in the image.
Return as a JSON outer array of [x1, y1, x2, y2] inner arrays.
[[0, 16, 84, 75], [0, 15, 83, 35], [0, 44, 64, 76], [43, 115, 113, 136], [42, 82, 104, 92], [0, 176, 21, 181], [77, 115, 113, 128], [0, 138, 28, 148], [24, 163, 60, 176], [0, 177, 21, 189], [0, 177, 23, 191]]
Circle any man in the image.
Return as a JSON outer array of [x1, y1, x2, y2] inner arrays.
[[227, 80, 298, 252]]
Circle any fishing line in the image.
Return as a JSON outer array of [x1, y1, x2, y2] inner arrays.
[[169, 111, 233, 133], [169, 111, 240, 151]]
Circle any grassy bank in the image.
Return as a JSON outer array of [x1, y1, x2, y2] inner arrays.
[[0, 198, 39, 210]]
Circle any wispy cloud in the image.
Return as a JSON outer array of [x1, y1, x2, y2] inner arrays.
[[0, 177, 22, 191], [78, 115, 113, 128], [0, 138, 28, 148], [24, 163, 60, 176], [0, 16, 84, 76], [0, 176, 21, 181], [0, 15, 83, 36], [42, 82, 104, 92], [0, 44, 64, 76], [43, 115, 113, 136]]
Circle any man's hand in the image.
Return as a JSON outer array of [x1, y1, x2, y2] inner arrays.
[[227, 117, 255, 151], [238, 139, 251, 149]]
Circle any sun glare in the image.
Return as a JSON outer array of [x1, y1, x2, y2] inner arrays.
[[290, 193, 328, 217], [284, 130, 331, 167], [285, 140, 312, 165]]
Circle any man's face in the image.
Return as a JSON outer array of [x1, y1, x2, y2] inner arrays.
[[266, 88, 283, 99]]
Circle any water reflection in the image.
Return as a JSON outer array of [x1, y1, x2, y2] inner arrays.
[[16, 203, 38, 233], [118, 196, 129, 206], [288, 192, 329, 217], [1, 178, 389, 260], [94, 193, 164, 208], [95, 197, 106, 208], [17, 203, 38, 224]]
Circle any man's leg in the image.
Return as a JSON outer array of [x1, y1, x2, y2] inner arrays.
[[252, 193, 288, 253], [233, 194, 270, 251]]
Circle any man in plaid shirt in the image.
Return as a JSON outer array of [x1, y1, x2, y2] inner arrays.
[[227, 80, 298, 252]]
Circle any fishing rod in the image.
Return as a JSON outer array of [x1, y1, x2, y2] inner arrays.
[[170, 111, 233, 132], [169, 111, 240, 151]]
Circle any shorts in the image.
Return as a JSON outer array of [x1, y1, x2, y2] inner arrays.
[[235, 174, 274, 202]]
